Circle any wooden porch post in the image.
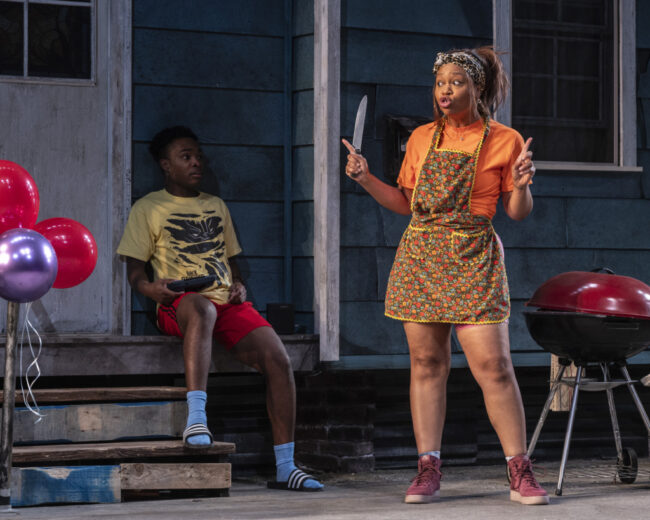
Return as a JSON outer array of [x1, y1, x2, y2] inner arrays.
[[313, 0, 341, 361], [0, 302, 20, 509]]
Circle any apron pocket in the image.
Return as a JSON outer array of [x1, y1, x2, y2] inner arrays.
[[400, 227, 432, 261], [451, 229, 490, 266]]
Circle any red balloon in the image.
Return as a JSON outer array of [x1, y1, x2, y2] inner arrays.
[[33, 218, 98, 289], [0, 160, 40, 234]]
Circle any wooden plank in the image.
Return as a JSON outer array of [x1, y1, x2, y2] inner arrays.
[[14, 402, 185, 444], [314, 0, 341, 362], [11, 466, 120, 507], [0, 334, 319, 375], [12, 440, 236, 465], [550, 355, 578, 412], [120, 463, 231, 490], [4, 386, 187, 404]]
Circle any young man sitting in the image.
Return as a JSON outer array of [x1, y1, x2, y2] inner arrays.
[[117, 126, 322, 491]]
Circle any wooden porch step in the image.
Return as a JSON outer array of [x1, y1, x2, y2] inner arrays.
[[4, 386, 187, 404], [0, 333, 319, 376], [12, 439, 236, 465]]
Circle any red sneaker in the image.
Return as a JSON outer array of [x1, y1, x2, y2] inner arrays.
[[507, 454, 549, 505], [405, 455, 442, 504]]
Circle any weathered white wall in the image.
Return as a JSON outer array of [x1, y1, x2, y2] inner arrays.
[[0, 1, 131, 334]]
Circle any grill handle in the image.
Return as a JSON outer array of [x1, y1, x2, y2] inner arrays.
[[591, 267, 615, 275]]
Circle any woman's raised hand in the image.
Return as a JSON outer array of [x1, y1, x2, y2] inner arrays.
[[342, 139, 370, 181], [512, 137, 535, 190]]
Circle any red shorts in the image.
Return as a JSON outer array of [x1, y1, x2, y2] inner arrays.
[[157, 293, 271, 350]]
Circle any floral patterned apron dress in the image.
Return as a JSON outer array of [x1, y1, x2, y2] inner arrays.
[[385, 117, 509, 324]]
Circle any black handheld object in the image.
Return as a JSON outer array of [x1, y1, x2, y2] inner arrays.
[[167, 275, 216, 292]]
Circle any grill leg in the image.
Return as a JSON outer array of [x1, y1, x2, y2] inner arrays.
[[556, 367, 582, 496], [527, 363, 568, 458], [619, 365, 650, 434], [601, 363, 623, 459]]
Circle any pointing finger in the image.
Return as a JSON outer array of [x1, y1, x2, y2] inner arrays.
[[342, 139, 357, 155], [519, 137, 533, 159]]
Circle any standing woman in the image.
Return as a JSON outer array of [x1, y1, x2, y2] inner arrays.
[[342, 47, 548, 506]]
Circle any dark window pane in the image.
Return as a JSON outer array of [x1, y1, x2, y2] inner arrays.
[[557, 79, 600, 119], [558, 39, 600, 77], [28, 4, 91, 79], [514, 35, 554, 74], [0, 2, 23, 76], [512, 0, 613, 162], [512, 76, 554, 117], [562, 0, 605, 25], [514, 0, 558, 22]]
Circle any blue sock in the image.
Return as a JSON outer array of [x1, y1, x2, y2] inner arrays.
[[185, 390, 211, 446], [274, 442, 323, 490], [419, 450, 441, 459]]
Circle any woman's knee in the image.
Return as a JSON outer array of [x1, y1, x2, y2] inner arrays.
[[475, 356, 515, 387], [410, 350, 451, 379]]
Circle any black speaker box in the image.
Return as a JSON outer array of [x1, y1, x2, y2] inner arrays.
[[266, 303, 295, 334]]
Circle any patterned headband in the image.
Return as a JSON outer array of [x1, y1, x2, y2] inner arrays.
[[432, 51, 486, 93]]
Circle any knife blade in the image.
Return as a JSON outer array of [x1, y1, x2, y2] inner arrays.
[[352, 95, 368, 154]]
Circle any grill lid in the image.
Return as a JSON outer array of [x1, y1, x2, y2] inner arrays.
[[526, 270, 650, 319]]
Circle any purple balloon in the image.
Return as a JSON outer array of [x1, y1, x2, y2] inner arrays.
[[0, 228, 58, 303]]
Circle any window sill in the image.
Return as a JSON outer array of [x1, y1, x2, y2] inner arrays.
[[535, 162, 643, 173]]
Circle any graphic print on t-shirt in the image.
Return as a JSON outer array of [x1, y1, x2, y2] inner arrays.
[[164, 210, 229, 282]]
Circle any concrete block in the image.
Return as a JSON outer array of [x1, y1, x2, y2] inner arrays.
[[228, 202, 283, 256], [342, 0, 491, 38], [342, 29, 485, 86], [133, 86, 283, 146], [292, 202, 314, 256], [293, 0, 314, 36], [293, 35, 314, 91], [238, 257, 283, 310], [134, 0, 283, 36], [292, 146, 314, 201], [134, 30, 283, 90], [531, 170, 642, 198], [293, 90, 314, 146], [292, 258, 314, 311], [340, 302, 408, 356], [566, 199, 650, 249], [493, 197, 566, 248], [340, 247, 378, 301], [341, 193, 383, 247]]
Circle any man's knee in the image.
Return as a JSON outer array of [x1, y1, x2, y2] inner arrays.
[[178, 294, 217, 328]]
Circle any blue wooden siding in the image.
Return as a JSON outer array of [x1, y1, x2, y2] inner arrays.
[[339, 1, 491, 356], [131, 0, 288, 333], [130, 0, 650, 367]]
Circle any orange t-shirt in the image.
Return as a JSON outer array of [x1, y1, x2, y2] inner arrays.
[[396, 118, 525, 219]]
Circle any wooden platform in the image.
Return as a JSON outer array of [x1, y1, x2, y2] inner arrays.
[[12, 439, 235, 465], [0, 333, 319, 376], [3, 386, 188, 404]]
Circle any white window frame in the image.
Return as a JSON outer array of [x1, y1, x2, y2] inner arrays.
[[493, 0, 640, 172], [0, 0, 96, 86]]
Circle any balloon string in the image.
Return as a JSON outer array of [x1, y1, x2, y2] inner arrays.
[[19, 302, 45, 423]]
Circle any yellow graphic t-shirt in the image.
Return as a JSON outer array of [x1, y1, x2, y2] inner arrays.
[[117, 190, 242, 304]]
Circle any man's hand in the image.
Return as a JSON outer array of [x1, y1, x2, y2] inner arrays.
[[228, 280, 247, 304], [140, 278, 184, 306]]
